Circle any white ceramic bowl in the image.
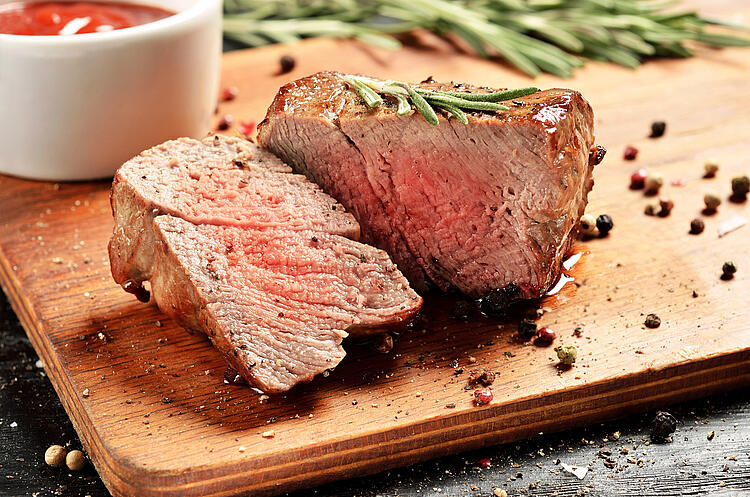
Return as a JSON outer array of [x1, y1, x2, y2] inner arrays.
[[0, 0, 222, 181]]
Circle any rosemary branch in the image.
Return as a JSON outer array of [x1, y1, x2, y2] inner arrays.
[[343, 75, 538, 125], [223, 0, 750, 78]]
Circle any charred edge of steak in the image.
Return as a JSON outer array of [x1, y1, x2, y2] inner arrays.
[[479, 283, 522, 317], [123, 280, 150, 303], [589, 144, 607, 166]]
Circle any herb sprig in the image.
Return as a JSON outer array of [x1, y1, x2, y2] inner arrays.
[[223, 0, 750, 78], [343, 75, 538, 125]]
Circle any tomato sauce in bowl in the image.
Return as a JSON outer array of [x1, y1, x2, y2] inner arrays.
[[0, 1, 174, 35]]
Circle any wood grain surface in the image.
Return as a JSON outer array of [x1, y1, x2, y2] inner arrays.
[[1, 4, 750, 496]]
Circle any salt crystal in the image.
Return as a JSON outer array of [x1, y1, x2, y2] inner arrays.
[[718, 215, 747, 237], [561, 462, 588, 479]]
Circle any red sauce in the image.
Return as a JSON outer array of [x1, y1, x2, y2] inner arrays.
[[0, 1, 174, 35]]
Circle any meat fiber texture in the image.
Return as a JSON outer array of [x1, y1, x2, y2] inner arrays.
[[108, 135, 421, 393], [258, 72, 599, 299]]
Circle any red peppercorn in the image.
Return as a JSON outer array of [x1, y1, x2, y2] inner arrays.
[[473, 388, 493, 406], [220, 86, 239, 102], [535, 327, 555, 345], [239, 120, 256, 138], [623, 145, 638, 161], [477, 458, 492, 468], [216, 114, 234, 131], [630, 168, 648, 189]]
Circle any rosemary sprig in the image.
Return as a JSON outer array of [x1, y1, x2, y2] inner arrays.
[[223, 0, 750, 78], [343, 75, 538, 125]]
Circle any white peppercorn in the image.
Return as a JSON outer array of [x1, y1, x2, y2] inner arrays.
[[644, 172, 663, 194], [66, 450, 86, 471], [579, 214, 598, 236], [703, 191, 721, 212], [704, 159, 719, 178], [45, 445, 67, 467]]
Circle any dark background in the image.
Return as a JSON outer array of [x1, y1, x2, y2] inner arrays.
[[1, 290, 749, 496]]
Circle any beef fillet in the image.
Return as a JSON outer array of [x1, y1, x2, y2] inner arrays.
[[258, 72, 599, 299], [109, 134, 421, 392]]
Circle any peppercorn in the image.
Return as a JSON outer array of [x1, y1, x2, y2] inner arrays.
[[703, 159, 719, 178], [630, 168, 648, 189], [579, 213, 598, 236], [596, 214, 614, 236], [65, 450, 86, 471], [657, 197, 674, 217], [644, 172, 663, 195], [623, 145, 638, 161], [468, 368, 496, 386], [477, 458, 492, 468], [473, 387, 493, 406], [554, 344, 578, 365], [220, 86, 238, 102], [44, 445, 67, 467], [703, 191, 721, 213], [518, 318, 537, 339], [689, 218, 705, 235], [216, 114, 233, 131], [721, 261, 737, 280], [731, 175, 750, 199], [480, 286, 518, 316], [535, 327, 555, 345], [644, 313, 661, 328], [644, 204, 657, 216], [651, 411, 677, 441], [279, 54, 296, 74], [239, 120, 256, 138], [649, 121, 666, 138]]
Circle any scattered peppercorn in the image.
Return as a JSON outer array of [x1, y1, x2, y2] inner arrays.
[[65, 450, 86, 471], [535, 327, 555, 345], [657, 197, 674, 217], [644, 172, 663, 195], [731, 175, 750, 200], [44, 445, 67, 467], [630, 168, 648, 189], [468, 368, 496, 386], [651, 411, 677, 441], [279, 54, 296, 74], [517, 318, 537, 339], [477, 458, 491, 468], [216, 114, 233, 131], [721, 261, 737, 280], [703, 159, 719, 178], [596, 214, 614, 236], [554, 344, 578, 365], [649, 121, 666, 138], [374, 333, 394, 354], [220, 86, 238, 102], [579, 213, 598, 237], [644, 313, 661, 328], [689, 218, 705, 235], [644, 204, 657, 216], [239, 120, 256, 138], [473, 388, 493, 406], [480, 286, 518, 316], [623, 145, 638, 161], [703, 191, 721, 213]]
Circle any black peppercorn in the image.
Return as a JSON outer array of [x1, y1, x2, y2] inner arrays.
[[518, 319, 537, 339], [649, 121, 666, 138], [644, 313, 661, 328], [596, 214, 614, 236], [689, 218, 705, 235], [721, 261, 737, 280], [451, 300, 474, 320], [651, 411, 677, 441], [279, 54, 296, 74], [480, 284, 519, 316]]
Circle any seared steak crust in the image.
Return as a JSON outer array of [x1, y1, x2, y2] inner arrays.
[[258, 72, 597, 298]]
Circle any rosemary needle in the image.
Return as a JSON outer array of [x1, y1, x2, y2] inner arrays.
[[437, 86, 539, 102], [422, 94, 510, 112], [433, 104, 469, 124], [407, 87, 439, 126], [345, 76, 383, 107]]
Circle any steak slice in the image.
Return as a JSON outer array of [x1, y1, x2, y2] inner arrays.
[[258, 71, 599, 299], [151, 216, 418, 393], [109, 134, 421, 392], [109, 134, 359, 301]]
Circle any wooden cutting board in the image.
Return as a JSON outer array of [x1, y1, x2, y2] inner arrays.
[[2, 7, 750, 496]]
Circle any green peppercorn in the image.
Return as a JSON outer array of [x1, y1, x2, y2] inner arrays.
[[721, 261, 737, 280], [554, 344, 577, 365], [644, 313, 661, 328], [731, 175, 750, 198]]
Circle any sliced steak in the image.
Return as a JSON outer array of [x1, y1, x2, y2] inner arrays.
[[109, 134, 359, 301], [109, 134, 421, 392], [151, 216, 418, 393], [258, 71, 598, 299]]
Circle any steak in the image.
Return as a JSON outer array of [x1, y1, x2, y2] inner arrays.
[[258, 72, 600, 299], [109, 134, 421, 392]]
